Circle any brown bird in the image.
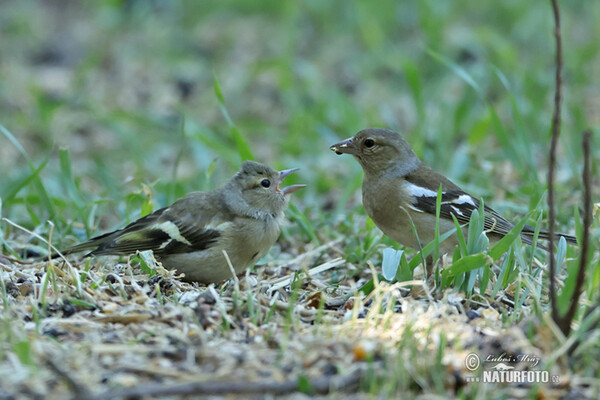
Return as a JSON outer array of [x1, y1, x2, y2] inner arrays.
[[330, 128, 577, 256], [56, 161, 305, 283]]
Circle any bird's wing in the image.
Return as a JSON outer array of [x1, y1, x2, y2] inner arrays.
[[405, 185, 525, 243], [403, 165, 575, 248], [403, 166, 527, 242], [66, 192, 228, 257], [408, 188, 580, 247]]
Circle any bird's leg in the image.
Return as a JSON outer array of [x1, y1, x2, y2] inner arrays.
[[425, 255, 435, 278]]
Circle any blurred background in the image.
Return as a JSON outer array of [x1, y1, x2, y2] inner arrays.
[[1, 0, 598, 245]]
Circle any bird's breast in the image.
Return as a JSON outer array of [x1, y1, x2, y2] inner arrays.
[[230, 215, 280, 262], [362, 177, 427, 249]]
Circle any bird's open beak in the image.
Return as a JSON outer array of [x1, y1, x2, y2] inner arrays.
[[330, 138, 356, 155], [278, 168, 306, 195]]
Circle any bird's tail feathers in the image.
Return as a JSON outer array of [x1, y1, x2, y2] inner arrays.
[[521, 225, 578, 246], [44, 231, 118, 261]]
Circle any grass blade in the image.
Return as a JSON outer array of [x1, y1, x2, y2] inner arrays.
[[59, 148, 84, 208], [441, 253, 490, 278], [489, 212, 532, 260], [213, 74, 255, 161], [0, 124, 55, 219], [2, 156, 50, 205], [427, 49, 482, 96], [382, 247, 404, 281]]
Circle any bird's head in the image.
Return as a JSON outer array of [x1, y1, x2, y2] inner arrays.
[[233, 161, 305, 215], [330, 128, 420, 176]]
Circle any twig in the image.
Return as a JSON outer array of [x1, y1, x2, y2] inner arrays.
[[547, 0, 562, 329], [258, 292, 320, 317], [1, 218, 73, 269], [45, 358, 93, 400], [547, 0, 592, 336], [0, 254, 35, 265], [86, 368, 363, 399], [266, 257, 345, 293], [222, 249, 240, 288], [559, 131, 592, 333], [0, 261, 37, 280], [278, 237, 344, 268]]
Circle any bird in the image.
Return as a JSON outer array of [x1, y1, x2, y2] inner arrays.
[[330, 128, 577, 257], [54, 161, 305, 283]]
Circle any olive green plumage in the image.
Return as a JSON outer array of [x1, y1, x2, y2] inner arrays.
[[59, 161, 305, 283], [331, 128, 576, 255]]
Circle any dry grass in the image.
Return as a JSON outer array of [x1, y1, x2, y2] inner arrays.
[[1, 235, 595, 399]]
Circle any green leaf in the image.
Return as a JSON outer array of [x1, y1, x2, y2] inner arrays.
[[382, 247, 404, 281], [59, 147, 84, 208], [451, 214, 468, 256], [286, 202, 318, 243], [466, 209, 481, 254], [442, 253, 490, 278], [466, 268, 479, 294], [396, 251, 413, 282], [350, 275, 385, 299], [408, 228, 457, 269], [13, 340, 35, 366], [133, 250, 157, 277], [230, 125, 255, 161], [468, 115, 491, 145], [487, 104, 520, 168], [527, 211, 544, 271], [555, 236, 567, 267], [0, 124, 56, 219], [2, 156, 50, 205], [434, 185, 442, 261], [427, 49, 482, 96], [213, 72, 225, 104], [140, 184, 154, 218], [558, 257, 581, 316], [297, 375, 313, 394], [479, 265, 491, 294], [212, 74, 255, 161], [403, 59, 423, 116], [205, 157, 218, 181], [489, 212, 531, 260], [492, 249, 514, 296], [451, 268, 465, 289], [65, 298, 96, 309]]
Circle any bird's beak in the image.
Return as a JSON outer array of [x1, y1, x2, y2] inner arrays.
[[330, 138, 356, 155], [279, 168, 299, 180], [278, 168, 306, 195]]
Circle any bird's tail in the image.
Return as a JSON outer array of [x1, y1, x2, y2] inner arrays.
[[521, 225, 578, 246], [42, 231, 118, 261]]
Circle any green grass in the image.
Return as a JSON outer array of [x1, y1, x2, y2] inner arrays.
[[1, 0, 599, 398]]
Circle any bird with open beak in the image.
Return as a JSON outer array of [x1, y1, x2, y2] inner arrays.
[[53, 161, 306, 283]]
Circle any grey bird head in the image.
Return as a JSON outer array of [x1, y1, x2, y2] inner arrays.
[[330, 128, 421, 176], [232, 161, 305, 215]]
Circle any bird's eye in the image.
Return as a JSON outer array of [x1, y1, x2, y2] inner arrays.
[[364, 138, 375, 148], [261, 179, 271, 188]]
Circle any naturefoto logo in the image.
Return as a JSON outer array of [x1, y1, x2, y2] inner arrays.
[[464, 353, 560, 384]]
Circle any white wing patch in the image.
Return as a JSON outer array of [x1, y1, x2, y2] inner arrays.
[[450, 205, 463, 216], [204, 221, 234, 232], [405, 181, 477, 217], [452, 194, 476, 206], [404, 182, 438, 197], [159, 239, 173, 249], [156, 221, 192, 245]]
